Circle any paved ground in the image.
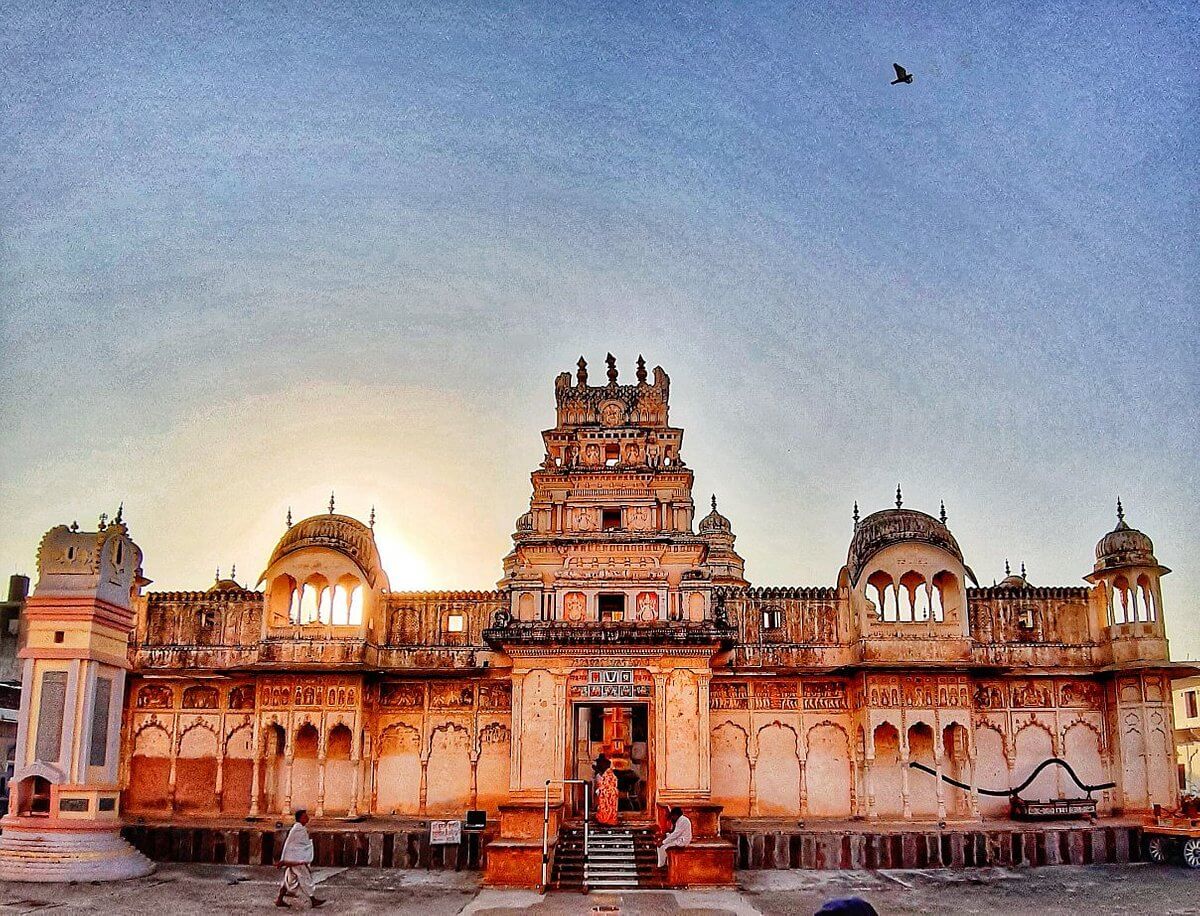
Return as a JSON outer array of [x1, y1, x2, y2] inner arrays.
[[0, 864, 1196, 915]]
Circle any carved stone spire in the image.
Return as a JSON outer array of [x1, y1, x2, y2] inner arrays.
[[636, 355, 647, 384], [895, 484, 903, 509], [115, 503, 124, 525], [328, 492, 336, 515], [939, 500, 947, 525], [605, 352, 618, 385], [576, 356, 588, 387]]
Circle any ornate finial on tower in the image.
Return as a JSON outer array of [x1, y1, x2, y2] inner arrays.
[[709, 494, 717, 513], [1116, 497, 1125, 524], [286, 507, 293, 529], [605, 352, 618, 384], [115, 503, 123, 525], [328, 492, 336, 514], [231, 564, 236, 581], [895, 484, 903, 509], [369, 505, 376, 529], [98, 512, 108, 530], [215, 566, 220, 583], [636, 355, 647, 384], [576, 356, 588, 386], [1005, 558, 1011, 576], [70, 521, 79, 532], [939, 500, 947, 525], [853, 501, 860, 528], [1020, 561, 1026, 579]]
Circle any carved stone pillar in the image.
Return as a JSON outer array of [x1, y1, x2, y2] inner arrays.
[[900, 750, 912, 820], [865, 756, 877, 820], [418, 756, 430, 815], [215, 743, 225, 813], [248, 719, 263, 818], [798, 760, 808, 817], [284, 754, 294, 816], [469, 755, 480, 810], [167, 727, 179, 815], [316, 755, 327, 817], [968, 752, 980, 820], [933, 751, 946, 821]]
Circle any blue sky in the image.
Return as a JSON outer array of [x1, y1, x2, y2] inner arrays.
[[1, 1, 1197, 655]]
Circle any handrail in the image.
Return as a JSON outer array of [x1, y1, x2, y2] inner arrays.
[[542, 778, 590, 891]]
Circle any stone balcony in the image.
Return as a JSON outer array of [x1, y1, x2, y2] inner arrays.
[[481, 619, 736, 650]]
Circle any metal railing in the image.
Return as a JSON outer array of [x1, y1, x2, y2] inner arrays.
[[541, 778, 589, 891]]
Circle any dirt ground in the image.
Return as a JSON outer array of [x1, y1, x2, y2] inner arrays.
[[0, 863, 1196, 915]]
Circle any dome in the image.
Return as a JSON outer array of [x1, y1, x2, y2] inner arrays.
[[1094, 501, 1158, 572], [698, 495, 732, 536], [263, 513, 384, 587], [207, 577, 243, 593], [847, 504, 974, 586]]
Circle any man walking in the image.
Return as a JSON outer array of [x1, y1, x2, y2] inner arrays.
[[275, 809, 325, 909], [656, 806, 692, 868]]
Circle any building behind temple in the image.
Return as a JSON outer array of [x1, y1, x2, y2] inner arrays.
[[4, 356, 1191, 886]]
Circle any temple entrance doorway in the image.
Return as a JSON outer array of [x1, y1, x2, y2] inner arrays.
[[570, 702, 651, 819]]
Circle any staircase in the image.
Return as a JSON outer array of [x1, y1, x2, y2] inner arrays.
[[551, 823, 663, 891]]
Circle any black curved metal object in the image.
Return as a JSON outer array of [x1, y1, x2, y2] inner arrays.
[[908, 757, 1116, 797]]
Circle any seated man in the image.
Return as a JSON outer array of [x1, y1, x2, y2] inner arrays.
[[656, 806, 693, 868]]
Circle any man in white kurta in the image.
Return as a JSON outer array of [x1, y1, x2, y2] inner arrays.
[[657, 807, 693, 868], [275, 809, 325, 908]]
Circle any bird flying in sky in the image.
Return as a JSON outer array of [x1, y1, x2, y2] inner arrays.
[[891, 63, 914, 84]]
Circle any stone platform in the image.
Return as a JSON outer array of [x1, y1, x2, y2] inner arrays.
[[0, 825, 156, 882], [724, 817, 1146, 870]]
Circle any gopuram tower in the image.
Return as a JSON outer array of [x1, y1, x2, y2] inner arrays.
[[483, 355, 743, 886], [0, 513, 155, 881]]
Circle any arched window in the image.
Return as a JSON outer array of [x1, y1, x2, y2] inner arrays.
[[931, 571, 956, 623], [299, 584, 320, 625], [289, 588, 301, 624], [318, 587, 332, 624], [348, 586, 364, 625], [1137, 575, 1155, 622], [866, 571, 895, 621], [331, 586, 349, 626], [1111, 576, 1130, 625], [899, 571, 926, 622]]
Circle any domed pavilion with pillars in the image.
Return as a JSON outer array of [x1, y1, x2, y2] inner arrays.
[[8, 356, 1193, 885]]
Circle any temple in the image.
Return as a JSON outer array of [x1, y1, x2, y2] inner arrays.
[[3, 356, 1188, 886]]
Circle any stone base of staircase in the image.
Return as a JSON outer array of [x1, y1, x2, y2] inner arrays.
[[0, 826, 156, 882]]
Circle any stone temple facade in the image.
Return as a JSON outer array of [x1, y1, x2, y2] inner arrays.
[[5, 356, 1188, 886]]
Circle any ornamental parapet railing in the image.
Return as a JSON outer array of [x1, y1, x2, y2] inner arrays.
[[482, 619, 735, 650]]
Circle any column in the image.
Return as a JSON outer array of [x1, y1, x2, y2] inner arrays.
[[284, 753, 294, 816], [316, 754, 327, 817], [167, 720, 179, 815], [697, 672, 712, 793], [215, 741, 226, 813], [348, 729, 362, 818], [865, 756, 877, 820], [469, 755, 480, 810], [900, 732, 912, 820], [968, 752, 980, 820], [798, 759, 808, 817], [933, 750, 946, 821], [418, 756, 430, 815], [248, 719, 263, 818]]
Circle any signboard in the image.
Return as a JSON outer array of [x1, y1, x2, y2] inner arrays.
[[430, 819, 462, 844]]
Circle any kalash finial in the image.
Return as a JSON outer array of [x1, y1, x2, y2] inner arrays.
[[70, 520, 79, 532], [576, 356, 588, 386], [711, 493, 718, 512], [636, 355, 648, 384], [1005, 558, 1011, 577], [329, 492, 336, 515], [286, 507, 293, 529], [98, 512, 108, 530], [605, 352, 618, 385], [215, 566, 220, 584], [115, 502, 124, 525], [1116, 497, 1125, 525], [853, 501, 860, 528], [895, 484, 903, 509], [1020, 561, 1026, 579], [369, 505, 376, 529], [231, 564, 237, 582]]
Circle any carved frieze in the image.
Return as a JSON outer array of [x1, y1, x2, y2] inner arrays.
[[379, 682, 425, 709], [136, 685, 172, 709], [182, 685, 218, 709], [753, 681, 798, 710], [259, 677, 359, 709], [478, 682, 512, 711], [973, 682, 1006, 710], [803, 681, 847, 711], [228, 686, 256, 710], [1010, 680, 1054, 708], [1058, 680, 1102, 708], [431, 682, 475, 709], [710, 681, 749, 710]]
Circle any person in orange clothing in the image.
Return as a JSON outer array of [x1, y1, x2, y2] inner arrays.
[[593, 755, 620, 826]]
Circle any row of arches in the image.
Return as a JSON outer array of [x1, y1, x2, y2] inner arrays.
[[865, 570, 957, 622], [124, 718, 511, 818], [270, 574, 365, 626], [709, 717, 1111, 821], [1109, 575, 1157, 625]]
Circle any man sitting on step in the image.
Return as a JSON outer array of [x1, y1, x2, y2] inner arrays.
[[656, 806, 693, 868]]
